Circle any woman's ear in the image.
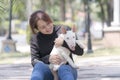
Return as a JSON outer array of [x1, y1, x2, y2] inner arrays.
[[61, 26, 66, 34], [72, 24, 76, 32]]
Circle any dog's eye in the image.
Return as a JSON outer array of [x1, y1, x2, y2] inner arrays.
[[66, 37, 69, 39]]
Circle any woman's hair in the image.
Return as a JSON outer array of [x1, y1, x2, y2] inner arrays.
[[29, 10, 53, 34]]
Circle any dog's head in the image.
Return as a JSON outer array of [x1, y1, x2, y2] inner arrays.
[[62, 25, 76, 51]]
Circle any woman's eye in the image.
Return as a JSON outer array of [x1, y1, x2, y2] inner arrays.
[[39, 26, 45, 29]]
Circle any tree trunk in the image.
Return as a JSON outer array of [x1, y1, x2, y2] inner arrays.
[[41, 0, 46, 11], [26, 0, 32, 19], [60, 0, 66, 21], [98, 0, 105, 37], [68, 0, 74, 21], [106, 0, 113, 27]]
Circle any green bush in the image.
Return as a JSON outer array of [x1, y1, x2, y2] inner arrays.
[[26, 25, 32, 44], [0, 27, 6, 36], [54, 21, 75, 28]]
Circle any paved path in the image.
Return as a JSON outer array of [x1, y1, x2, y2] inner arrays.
[[76, 56, 120, 80], [0, 56, 120, 80], [77, 65, 120, 80], [0, 63, 32, 80]]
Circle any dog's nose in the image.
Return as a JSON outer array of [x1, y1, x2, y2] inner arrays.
[[71, 46, 75, 51]]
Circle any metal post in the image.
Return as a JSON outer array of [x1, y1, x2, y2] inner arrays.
[[86, 0, 93, 53], [7, 0, 12, 40]]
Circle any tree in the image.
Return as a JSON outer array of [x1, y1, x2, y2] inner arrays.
[[60, 0, 66, 21], [12, 0, 27, 20], [106, 0, 113, 26], [95, 0, 113, 27], [67, 0, 75, 21]]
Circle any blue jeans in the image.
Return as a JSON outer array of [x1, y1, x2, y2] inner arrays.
[[31, 62, 77, 80]]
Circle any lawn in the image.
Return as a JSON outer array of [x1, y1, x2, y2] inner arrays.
[[83, 47, 120, 57], [0, 47, 120, 64], [0, 52, 30, 64]]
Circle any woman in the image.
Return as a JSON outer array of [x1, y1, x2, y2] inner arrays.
[[29, 10, 84, 80]]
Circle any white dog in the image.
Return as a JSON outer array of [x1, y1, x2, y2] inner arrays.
[[49, 26, 78, 80]]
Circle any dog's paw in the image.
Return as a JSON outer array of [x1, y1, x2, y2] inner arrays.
[[74, 65, 80, 69]]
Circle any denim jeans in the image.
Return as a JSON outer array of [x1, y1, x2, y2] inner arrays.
[[31, 62, 77, 80]]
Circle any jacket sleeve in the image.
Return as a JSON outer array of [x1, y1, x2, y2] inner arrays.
[[30, 35, 41, 66], [30, 35, 50, 67], [62, 41, 84, 55]]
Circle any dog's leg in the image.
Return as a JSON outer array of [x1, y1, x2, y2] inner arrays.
[[53, 64, 60, 71], [51, 70, 58, 80], [61, 52, 79, 69]]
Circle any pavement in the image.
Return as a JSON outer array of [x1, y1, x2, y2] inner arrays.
[[0, 55, 120, 80], [0, 63, 32, 80], [76, 56, 120, 80]]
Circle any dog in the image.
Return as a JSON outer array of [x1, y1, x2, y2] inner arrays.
[[49, 26, 79, 80]]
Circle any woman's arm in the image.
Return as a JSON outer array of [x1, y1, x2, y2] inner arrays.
[[55, 25, 84, 55], [30, 35, 41, 66], [62, 41, 84, 55], [30, 35, 50, 66]]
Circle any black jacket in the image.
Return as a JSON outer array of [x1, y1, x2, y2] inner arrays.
[[30, 25, 84, 67]]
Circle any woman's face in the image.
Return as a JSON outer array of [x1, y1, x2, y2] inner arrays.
[[37, 20, 53, 34]]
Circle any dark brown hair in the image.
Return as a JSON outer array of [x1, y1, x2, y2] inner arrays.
[[29, 10, 53, 34]]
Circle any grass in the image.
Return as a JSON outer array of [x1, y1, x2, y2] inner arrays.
[[83, 47, 120, 57], [0, 52, 30, 64], [0, 52, 30, 59], [73, 47, 120, 64], [0, 47, 120, 64]]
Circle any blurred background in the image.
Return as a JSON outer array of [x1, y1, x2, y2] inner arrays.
[[0, 0, 120, 65], [0, 0, 120, 54], [0, 0, 120, 80]]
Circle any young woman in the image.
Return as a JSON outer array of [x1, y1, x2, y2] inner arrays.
[[29, 10, 84, 80]]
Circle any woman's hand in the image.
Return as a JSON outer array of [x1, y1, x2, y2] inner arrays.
[[49, 54, 63, 65], [54, 36, 64, 47]]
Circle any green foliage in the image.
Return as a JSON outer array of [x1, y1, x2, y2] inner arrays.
[[12, 0, 27, 20], [54, 21, 75, 28], [0, 27, 6, 36], [26, 25, 32, 44], [16, 28, 26, 34], [0, 52, 29, 60], [0, 0, 113, 35], [0, 0, 9, 24], [0, 20, 9, 36], [48, 6, 60, 21], [0, 0, 27, 21]]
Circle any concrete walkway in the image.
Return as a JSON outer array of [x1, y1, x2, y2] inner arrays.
[[0, 63, 32, 80], [77, 64, 120, 80], [76, 56, 120, 80], [0, 56, 120, 80]]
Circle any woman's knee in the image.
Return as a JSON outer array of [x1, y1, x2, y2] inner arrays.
[[58, 65, 71, 72], [31, 75, 43, 80], [31, 62, 53, 80], [58, 65, 77, 80], [34, 62, 48, 71]]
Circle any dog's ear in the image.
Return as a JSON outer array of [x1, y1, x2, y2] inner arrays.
[[61, 26, 66, 34], [72, 24, 76, 32]]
